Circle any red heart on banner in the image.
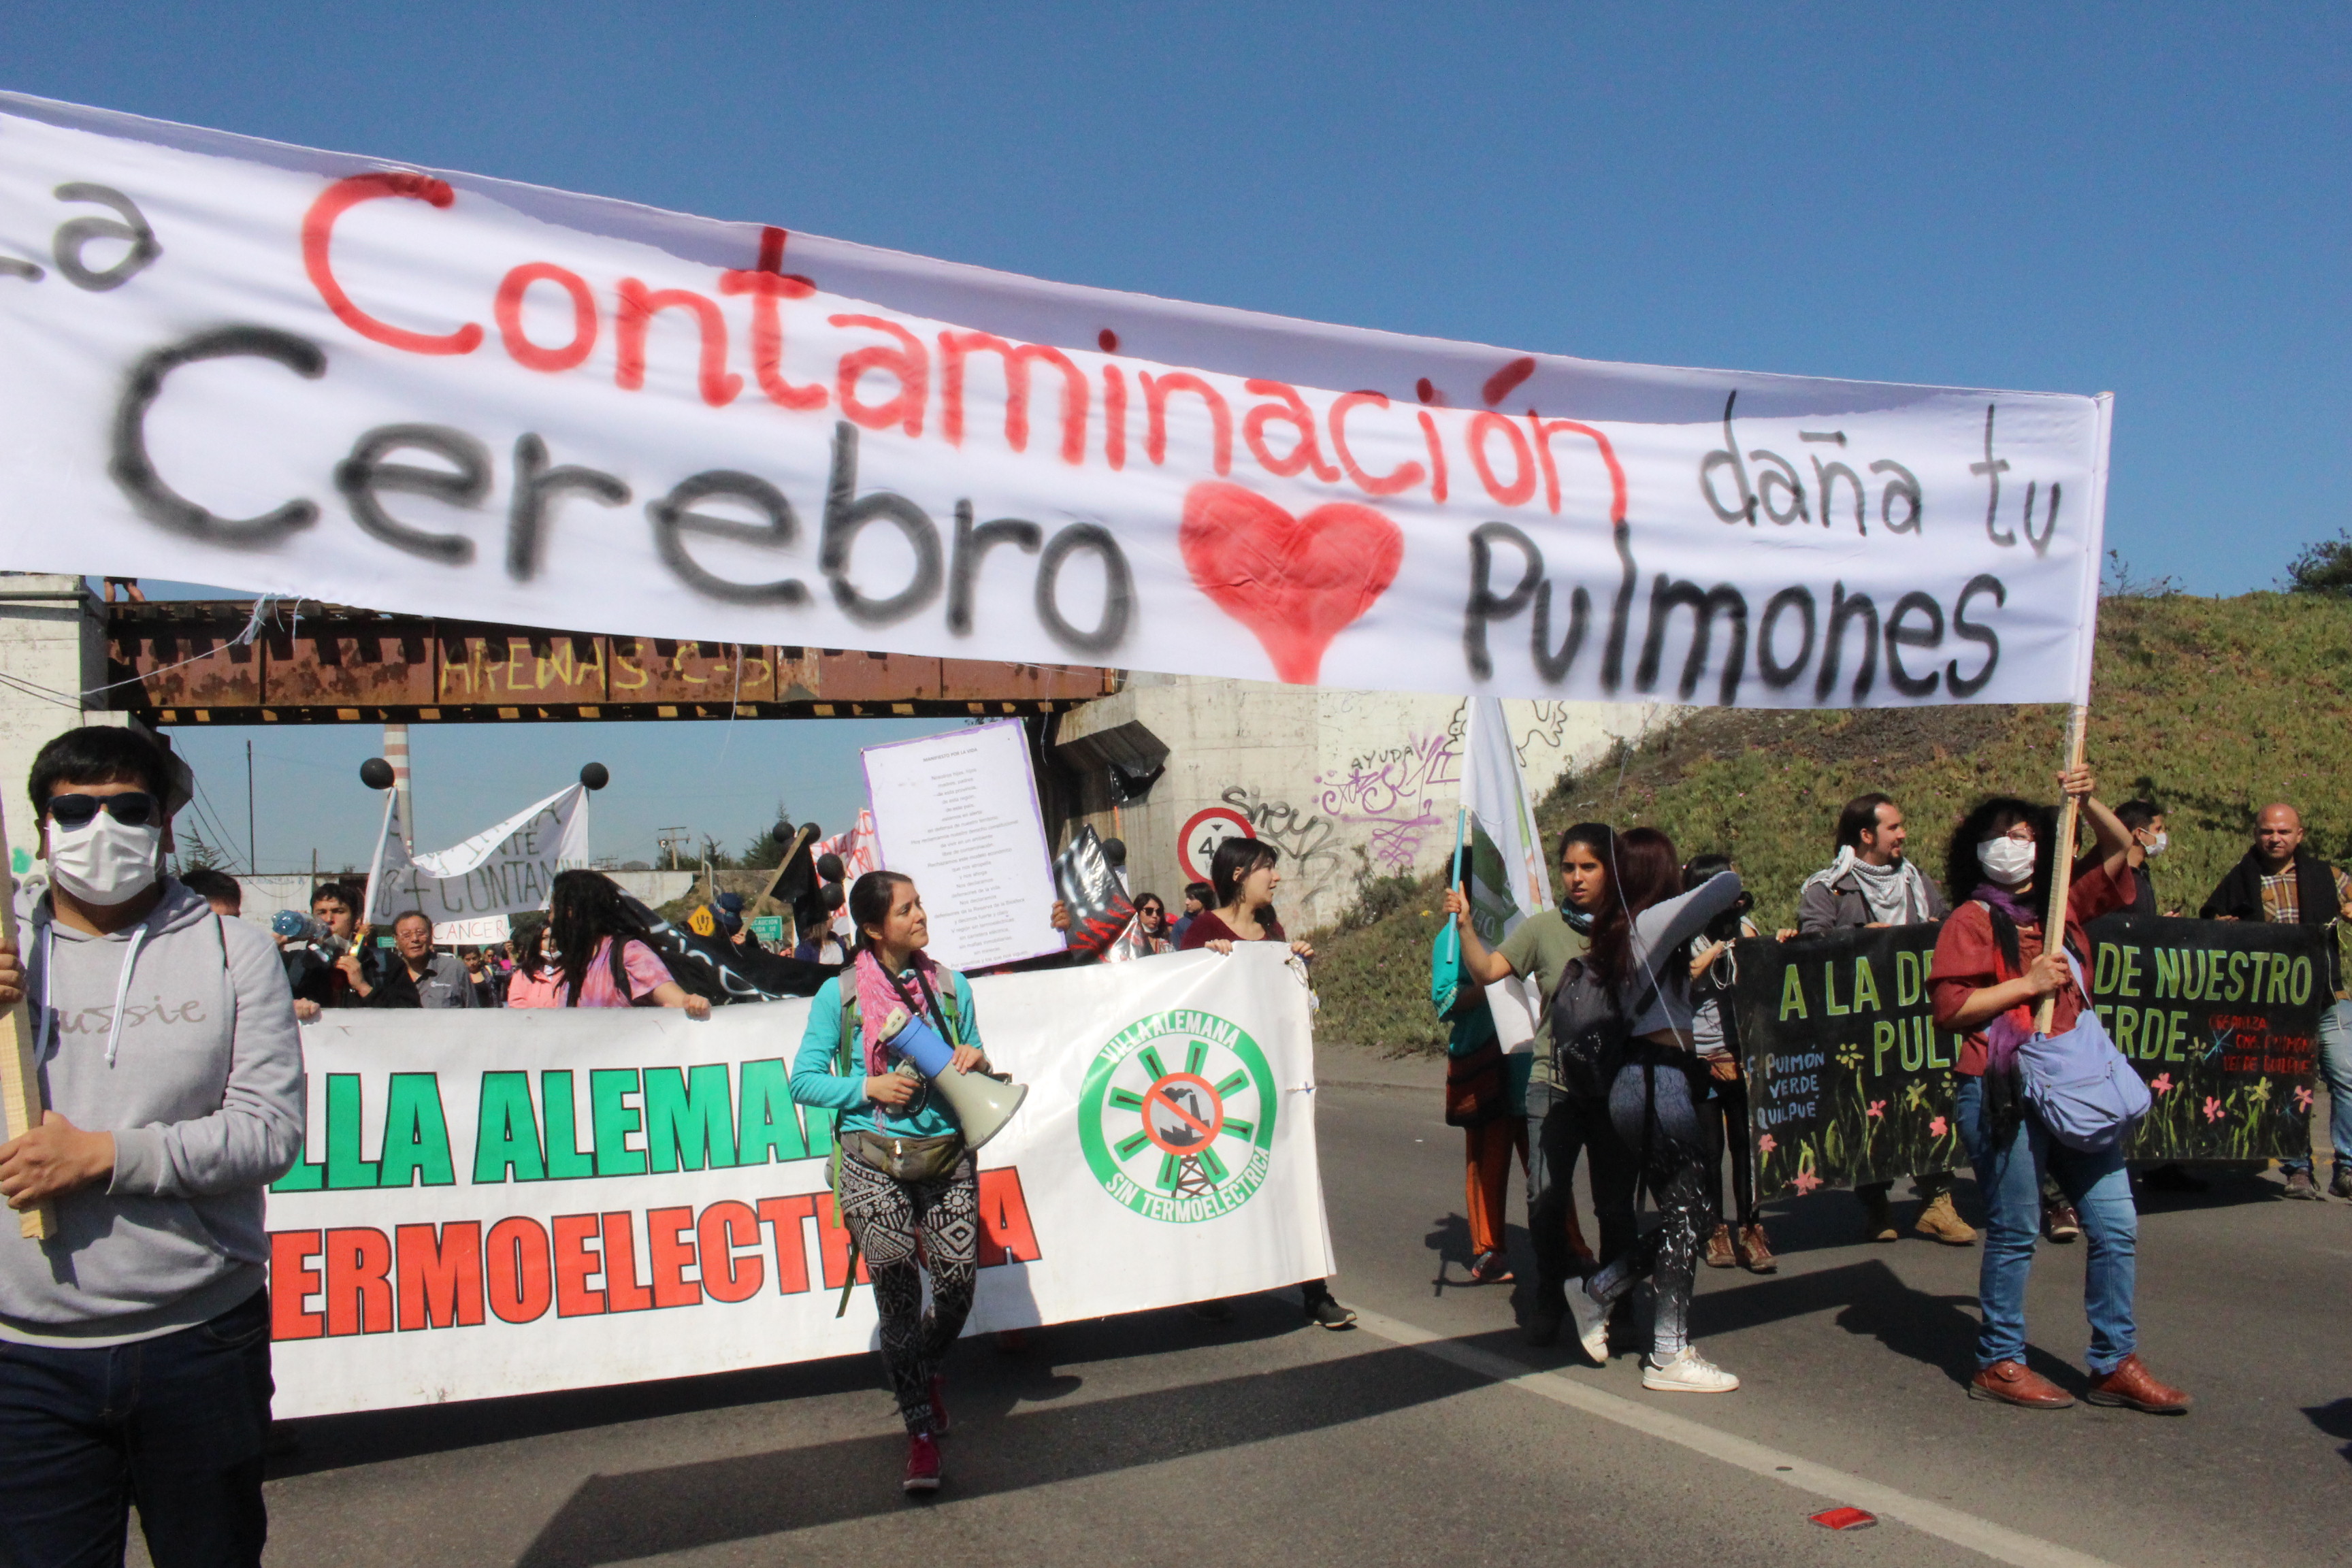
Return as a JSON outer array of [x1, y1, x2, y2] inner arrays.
[[1180, 482, 1404, 684]]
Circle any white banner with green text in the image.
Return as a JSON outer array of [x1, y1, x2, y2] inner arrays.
[[264, 946, 1328, 1418]]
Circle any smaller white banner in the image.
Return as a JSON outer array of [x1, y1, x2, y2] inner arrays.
[[863, 721, 1062, 970], [264, 947, 1328, 1417], [365, 784, 591, 927], [433, 914, 511, 946]]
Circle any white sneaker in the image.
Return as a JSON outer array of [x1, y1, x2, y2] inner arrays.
[[1642, 1346, 1740, 1393], [1564, 1282, 1612, 1365]]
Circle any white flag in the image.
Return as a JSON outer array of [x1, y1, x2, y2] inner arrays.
[[364, 783, 591, 927], [1460, 698, 1555, 1052]]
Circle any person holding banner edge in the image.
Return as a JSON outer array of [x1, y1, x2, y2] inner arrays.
[[2197, 803, 2352, 1201], [1682, 853, 1774, 1273], [1929, 766, 2189, 1413], [1797, 793, 1978, 1247], [1179, 838, 1355, 1328], [791, 871, 994, 1495]]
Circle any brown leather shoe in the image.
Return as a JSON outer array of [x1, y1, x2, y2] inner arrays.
[[1703, 1224, 1736, 1269], [1735, 1222, 1778, 1273], [2084, 1354, 2191, 1414], [1968, 1360, 2075, 1409]]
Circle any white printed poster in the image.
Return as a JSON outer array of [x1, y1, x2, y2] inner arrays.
[[862, 720, 1063, 970], [265, 947, 1328, 1418], [0, 91, 2106, 709]]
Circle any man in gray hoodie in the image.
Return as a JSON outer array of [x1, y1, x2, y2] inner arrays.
[[0, 725, 305, 1568]]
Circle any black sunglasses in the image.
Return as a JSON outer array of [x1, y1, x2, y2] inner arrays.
[[46, 791, 159, 830]]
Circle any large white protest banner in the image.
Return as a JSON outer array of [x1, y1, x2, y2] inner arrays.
[[0, 93, 2104, 708], [361, 782, 589, 927], [264, 946, 1327, 1418]]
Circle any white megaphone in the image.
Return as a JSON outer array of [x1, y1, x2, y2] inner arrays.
[[880, 1009, 1028, 1151]]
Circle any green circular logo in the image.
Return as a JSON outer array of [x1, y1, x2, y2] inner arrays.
[[1078, 1008, 1277, 1222]]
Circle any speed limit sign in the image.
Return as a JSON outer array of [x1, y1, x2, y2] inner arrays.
[[1177, 806, 1254, 884]]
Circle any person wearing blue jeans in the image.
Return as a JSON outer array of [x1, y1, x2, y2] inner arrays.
[[1956, 1079, 2138, 1377], [2198, 804, 2352, 1199], [1929, 770, 2190, 1414]]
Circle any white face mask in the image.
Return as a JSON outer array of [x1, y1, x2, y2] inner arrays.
[[2141, 831, 2168, 858], [46, 813, 163, 906], [1976, 836, 2036, 887]]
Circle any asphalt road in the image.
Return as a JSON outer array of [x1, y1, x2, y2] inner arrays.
[[178, 1047, 2351, 1568]]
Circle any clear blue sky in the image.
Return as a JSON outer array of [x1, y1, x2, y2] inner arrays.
[[7, 3, 2345, 868]]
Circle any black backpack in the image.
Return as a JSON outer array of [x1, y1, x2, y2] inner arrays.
[[1546, 956, 1659, 1100]]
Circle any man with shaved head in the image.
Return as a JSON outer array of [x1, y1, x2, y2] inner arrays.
[[2202, 804, 2352, 1199]]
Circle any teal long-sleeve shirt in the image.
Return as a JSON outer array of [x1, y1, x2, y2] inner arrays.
[[789, 970, 980, 1139]]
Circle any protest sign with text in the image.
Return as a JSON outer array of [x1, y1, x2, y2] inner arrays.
[[263, 946, 1327, 1418], [1733, 917, 2323, 1198], [362, 782, 589, 927], [1, 91, 2104, 706]]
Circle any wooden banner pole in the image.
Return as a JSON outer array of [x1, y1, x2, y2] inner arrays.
[[0, 796, 58, 1241], [2035, 702, 2092, 1034]]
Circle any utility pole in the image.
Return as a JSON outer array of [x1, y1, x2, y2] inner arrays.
[[245, 739, 257, 874], [655, 827, 689, 870]]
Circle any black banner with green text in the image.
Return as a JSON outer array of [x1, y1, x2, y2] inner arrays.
[[1731, 917, 2323, 1198]]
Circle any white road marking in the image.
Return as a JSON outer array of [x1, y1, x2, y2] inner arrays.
[[1352, 1307, 2124, 1568]]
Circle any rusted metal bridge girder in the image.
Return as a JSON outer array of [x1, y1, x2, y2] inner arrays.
[[105, 602, 1120, 725]]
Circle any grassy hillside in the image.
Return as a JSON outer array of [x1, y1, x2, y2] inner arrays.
[[1311, 591, 2352, 1050]]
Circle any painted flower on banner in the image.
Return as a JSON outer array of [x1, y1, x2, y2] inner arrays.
[[1758, 1133, 1777, 1155], [2202, 1096, 2223, 1123], [2295, 1084, 2315, 1112], [1793, 1169, 1822, 1195], [2249, 1077, 2271, 1105], [1929, 1116, 1948, 1138], [1904, 1081, 1929, 1110], [1866, 1099, 1886, 1120], [2151, 1073, 2174, 1096]]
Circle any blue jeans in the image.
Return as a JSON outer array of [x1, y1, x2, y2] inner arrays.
[[1955, 1076, 2138, 1375], [2281, 998, 2352, 1177], [0, 1289, 272, 1568]]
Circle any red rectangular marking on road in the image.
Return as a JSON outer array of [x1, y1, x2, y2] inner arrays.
[[1809, 1507, 1878, 1531]]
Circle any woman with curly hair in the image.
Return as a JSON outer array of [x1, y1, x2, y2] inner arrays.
[[1928, 766, 2188, 1414]]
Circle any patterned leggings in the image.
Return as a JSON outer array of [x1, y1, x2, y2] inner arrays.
[[837, 1152, 981, 1433], [1585, 1058, 1712, 1361]]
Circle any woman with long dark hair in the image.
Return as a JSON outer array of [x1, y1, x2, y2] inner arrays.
[[537, 870, 710, 1016], [1927, 768, 2188, 1413], [1179, 838, 1352, 1328], [1179, 837, 1314, 960], [791, 871, 996, 1493], [1554, 826, 1748, 1391], [1439, 821, 1616, 1320]]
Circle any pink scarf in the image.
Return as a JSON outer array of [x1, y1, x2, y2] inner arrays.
[[853, 945, 962, 1075]]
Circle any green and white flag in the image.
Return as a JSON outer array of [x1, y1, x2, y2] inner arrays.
[[1460, 698, 1554, 1051]]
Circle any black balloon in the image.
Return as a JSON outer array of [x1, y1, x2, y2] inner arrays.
[[579, 762, 610, 791], [359, 757, 395, 790], [1100, 836, 1128, 868], [817, 852, 845, 882], [821, 883, 845, 911]]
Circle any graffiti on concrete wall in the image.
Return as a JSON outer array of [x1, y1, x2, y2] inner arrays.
[[1218, 785, 1346, 883], [1312, 728, 1461, 871]]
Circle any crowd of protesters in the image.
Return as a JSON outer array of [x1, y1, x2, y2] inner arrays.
[[1421, 766, 2352, 1418], [11, 712, 2349, 1539]]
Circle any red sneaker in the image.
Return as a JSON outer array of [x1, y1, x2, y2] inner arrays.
[[903, 1431, 941, 1494], [928, 1374, 951, 1436]]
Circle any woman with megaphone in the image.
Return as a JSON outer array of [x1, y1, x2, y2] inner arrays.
[[791, 870, 1018, 1497]]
